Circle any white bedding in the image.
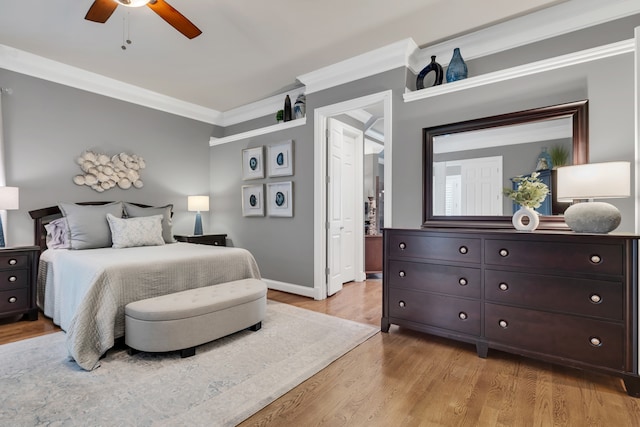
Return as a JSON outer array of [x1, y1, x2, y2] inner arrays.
[[37, 242, 261, 370]]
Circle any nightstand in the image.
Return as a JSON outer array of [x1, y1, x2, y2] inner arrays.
[[174, 234, 227, 247], [0, 246, 40, 321]]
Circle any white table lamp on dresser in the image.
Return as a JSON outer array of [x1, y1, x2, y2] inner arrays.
[[556, 161, 630, 233], [0, 186, 19, 247]]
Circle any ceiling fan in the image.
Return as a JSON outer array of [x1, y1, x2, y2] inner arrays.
[[85, 0, 202, 39]]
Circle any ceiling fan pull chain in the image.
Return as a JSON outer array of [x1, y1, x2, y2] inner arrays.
[[121, 13, 132, 50]]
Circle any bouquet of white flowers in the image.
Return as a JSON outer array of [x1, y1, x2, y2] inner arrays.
[[503, 171, 550, 209]]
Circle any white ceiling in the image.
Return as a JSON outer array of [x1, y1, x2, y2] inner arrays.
[[0, 0, 564, 113]]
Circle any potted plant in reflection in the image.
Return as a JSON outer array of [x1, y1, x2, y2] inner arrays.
[[503, 172, 549, 231]]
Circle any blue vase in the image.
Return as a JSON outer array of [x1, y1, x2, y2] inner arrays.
[[446, 48, 468, 83]]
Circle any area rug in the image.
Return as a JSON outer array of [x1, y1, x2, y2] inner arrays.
[[0, 300, 378, 426]]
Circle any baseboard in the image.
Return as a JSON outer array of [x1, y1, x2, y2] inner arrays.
[[262, 278, 317, 299]]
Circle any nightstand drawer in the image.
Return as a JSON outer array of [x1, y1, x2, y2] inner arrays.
[[0, 269, 29, 290], [484, 269, 623, 320], [485, 303, 624, 369], [388, 260, 480, 298], [0, 288, 29, 313], [0, 254, 28, 269], [389, 288, 480, 336]]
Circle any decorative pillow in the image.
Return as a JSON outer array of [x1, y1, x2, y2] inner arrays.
[[123, 203, 174, 243], [106, 213, 165, 249], [58, 202, 124, 250], [44, 217, 70, 249]]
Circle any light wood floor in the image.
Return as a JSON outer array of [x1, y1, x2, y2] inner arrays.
[[2, 278, 640, 426]]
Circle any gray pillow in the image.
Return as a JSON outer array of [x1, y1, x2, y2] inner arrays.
[[123, 203, 174, 243], [58, 202, 124, 250]]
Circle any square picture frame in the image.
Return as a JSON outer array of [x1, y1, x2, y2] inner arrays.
[[241, 184, 264, 216], [267, 140, 294, 177], [242, 146, 264, 180], [267, 181, 293, 217]]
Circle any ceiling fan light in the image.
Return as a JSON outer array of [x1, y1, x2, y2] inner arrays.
[[114, 0, 151, 7]]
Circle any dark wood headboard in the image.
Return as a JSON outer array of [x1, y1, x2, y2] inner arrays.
[[28, 202, 152, 252]]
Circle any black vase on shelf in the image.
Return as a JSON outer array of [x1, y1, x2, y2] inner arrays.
[[446, 48, 468, 83], [416, 55, 443, 90], [283, 95, 292, 122]]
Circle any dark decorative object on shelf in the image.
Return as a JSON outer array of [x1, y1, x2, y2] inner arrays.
[[446, 48, 468, 82], [283, 95, 292, 122], [416, 55, 443, 90], [293, 94, 306, 119]]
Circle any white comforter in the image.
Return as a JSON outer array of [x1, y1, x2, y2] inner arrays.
[[38, 243, 261, 370]]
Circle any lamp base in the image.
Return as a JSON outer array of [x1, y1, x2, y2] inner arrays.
[[564, 201, 621, 233], [0, 215, 5, 247], [193, 212, 203, 236]]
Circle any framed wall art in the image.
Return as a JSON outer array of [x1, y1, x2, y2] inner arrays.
[[267, 140, 294, 177], [242, 146, 264, 180], [267, 181, 293, 217], [241, 184, 264, 216]]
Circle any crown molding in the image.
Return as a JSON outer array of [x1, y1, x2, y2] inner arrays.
[[297, 38, 419, 95], [404, 39, 634, 103], [0, 44, 222, 125]]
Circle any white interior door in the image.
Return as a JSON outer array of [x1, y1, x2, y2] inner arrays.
[[327, 118, 363, 296]]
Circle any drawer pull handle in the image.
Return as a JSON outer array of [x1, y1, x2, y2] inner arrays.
[[590, 294, 602, 304], [213, 242, 219, 246], [499, 249, 509, 257], [399, 301, 406, 308], [8, 296, 17, 303], [8, 259, 17, 265], [459, 246, 468, 254], [499, 283, 509, 291], [499, 319, 508, 328], [458, 312, 467, 320], [590, 255, 602, 264], [8, 276, 16, 282], [399, 242, 406, 250], [399, 271, 406, 278], [589, 337, 602, 347], [458, 278, 467, 286]]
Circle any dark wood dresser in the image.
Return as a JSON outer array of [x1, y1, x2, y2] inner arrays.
[[0, 246, 40, 322], [382, 228, 640, 396]]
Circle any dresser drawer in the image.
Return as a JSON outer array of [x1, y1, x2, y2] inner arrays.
[[0, 269, 29, 290], [389, 288, 480, 336], [387, 233, 480, 263], [0, 288, 29, 313], [485, 303, 624, 369], [485, 270, 623, 320], [388, 260, 480, 298], [484, 239, 623, 276], [0, 253, 28, 270]]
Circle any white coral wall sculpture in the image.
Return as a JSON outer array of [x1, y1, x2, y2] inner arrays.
[[73, 151, 146, 192]]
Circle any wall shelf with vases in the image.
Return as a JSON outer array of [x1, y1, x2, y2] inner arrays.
[[209, 117, 306, 147], [403, 39, 634, 104]]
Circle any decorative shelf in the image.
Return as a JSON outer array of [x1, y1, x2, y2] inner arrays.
[[209, 117, 306, 146], [403, 39, 634, 103]]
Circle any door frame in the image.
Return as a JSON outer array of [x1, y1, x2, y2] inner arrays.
[[313, 90, 393, 300]]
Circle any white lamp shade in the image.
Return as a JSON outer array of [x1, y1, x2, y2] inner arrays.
[[0, 187, 19, 210], [556, 161, 630, 202], [188, 195, 210, 212]]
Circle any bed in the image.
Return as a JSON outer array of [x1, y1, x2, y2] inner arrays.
[[30, 202, 261, 371]]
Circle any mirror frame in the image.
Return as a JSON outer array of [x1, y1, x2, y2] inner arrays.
[[423, 100, 588, 229]]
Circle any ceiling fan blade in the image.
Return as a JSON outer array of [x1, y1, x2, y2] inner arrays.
[[85, 0, 119, 23], [147, 0, 202, 39]]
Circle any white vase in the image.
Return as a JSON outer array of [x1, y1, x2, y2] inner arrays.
[[512, 206, 539, 231]]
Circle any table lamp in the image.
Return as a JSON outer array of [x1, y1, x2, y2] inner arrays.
[[556, 161, 630, 233], [0, 186, 19, 247], [187, 195, 209, 236]]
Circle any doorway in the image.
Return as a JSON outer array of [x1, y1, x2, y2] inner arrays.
[[313, 90, 393, 300]]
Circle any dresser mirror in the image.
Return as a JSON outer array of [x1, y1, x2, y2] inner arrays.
[[423, 100, 588, 229]]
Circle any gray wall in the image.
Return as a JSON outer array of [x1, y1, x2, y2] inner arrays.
[[0, 69, 214, 246]]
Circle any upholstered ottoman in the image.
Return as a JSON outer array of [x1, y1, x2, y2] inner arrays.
[[125, 278, 267, 358]]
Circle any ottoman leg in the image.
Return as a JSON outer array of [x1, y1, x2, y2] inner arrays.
[[248, 321, 262, 331], [180, 347, 196, 358]]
